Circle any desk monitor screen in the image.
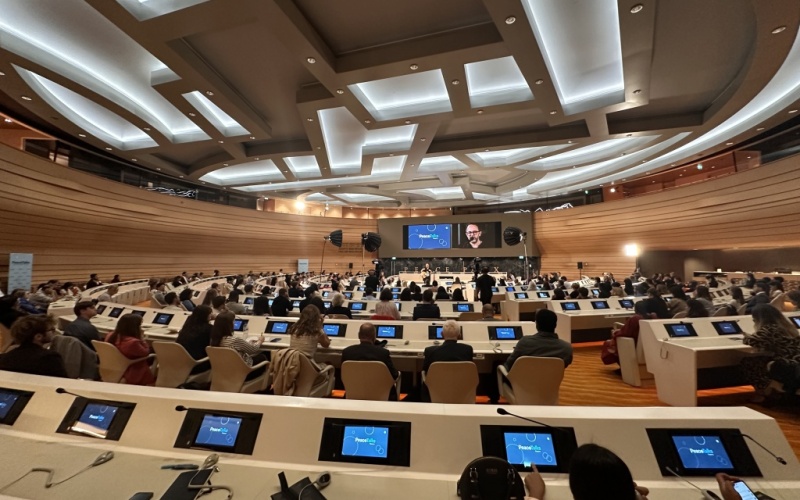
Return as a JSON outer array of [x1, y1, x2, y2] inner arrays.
[[95, 304, 107, 315], [453, 303, 474, 312], [319, 418, 411, 467], [427, 324, 462, 340], [243, 297, 254, 306], [506, 286, 516, 292], [266, 321, 290, 334], [619, 299, 634, 309], [789, 316, 800, 328], [108, 307, 124, 318], [233, 319, 249, 332], [376, 325, 403, 339], [58, 398, 135, 441], [489, 326, 522, 341], [268, 298, 274, 308], [0, 388, 33, 426], [392, 293, 400, 300], [515, 292, 528, 299], [349, 301, 367, 311], [480, 425, 577, 473], [130, 310, 146, 317], [357, 286, 366, 292], [392, 288, 401, 293], [591, 289, 600, 297], [193, 414, 242, 450], [653, 428, 762, 477], [343, 292, 353, 300], [590, 301, 609, 310], [323, 323, 344, 337], [560, 302, 579, 311], [672, 435, 733, 470], [470, 283, 476, 289], [664, 323, 698, 338], [445, 281, 453, 286], [394, 302, 403, 311], [712, 321, 742, 335], [323, 301, 332, 309], [504, 432, 558, 468], [322, 291, 330, 298], [193, 290, 201, 297], [291, 300, 301, 308], [491, 287, 499, 293], [69, 403, 119, 439], [537, 292, 549, 298], [153, 313, 174, 325]]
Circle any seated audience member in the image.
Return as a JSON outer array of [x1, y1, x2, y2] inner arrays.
[[727, 286, 746, 311], [151, 283, 167, 305], [210, 295, 227, 317], [270, 288, 293, 317], [362, 287, 377, 300], [568, 283, 581, 299], [667, 286, 689, 317], [288, 305, 331, 364], [210, 312, 267, 378], [786, 290, 800, 311], [552, 288, 566, 301], [451, 287, 465, 301], [691, 285, 716, 316], [504, 309, 572, 371], [686, 299, 710, 318], [86, 273, 103, 290], [410, 282, 423, 302], [435, 286, 451, 300], [61, 282, 81, 297], [601, 301, 654, 365], [741, 304, 800, 402], [399, 288, 412, 301], [225, 290, 245, 315], [64, 301, 103, 350], [104, 314, 154, 385], [745, 282, 771, 314], [742, 272, 756, 288], [252, 288, 272, 316], [298, 287, 316, 312], [374, 289, 400, 320], [610, 282, 625, 298], [179, 288, 195, 311], [480, 303, 497, 321], [96, 285, 119, 303], [27, 284, 55, 309], [578, 287, 590, 299], [341, 322, 399, 400], [176, 305, 213, 373], [0, 315, 67, 377], [110, 274, 121, 283], [423, 320, 473, 372], [644, 288, 671, 319], [202, 288, 219, 311], [325, 293, 352, 319], [623, 278, 635, 296], [163, 292, 185, 311], [412, 289, 441, 320]]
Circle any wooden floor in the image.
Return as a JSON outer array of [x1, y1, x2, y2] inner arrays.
[[560, 342, 800, 460]]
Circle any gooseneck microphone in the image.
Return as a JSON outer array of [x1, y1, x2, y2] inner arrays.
[[665, 466, 721, 500], [175, 405, 189, 412], [55, 387, 87, 399], [496, 408, 564, 433], [739, 433, 787, 465]]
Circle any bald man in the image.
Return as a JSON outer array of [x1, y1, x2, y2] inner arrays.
[[342, 322, 399, 400], [422, 320, 474, 372]]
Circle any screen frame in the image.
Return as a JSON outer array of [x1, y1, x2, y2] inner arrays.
[[56, 397, 136, 441], [590, 301, 610, 310], [153, 312, 174, 325], [711, 320, 743, 336], [664, 322, 699, 338], [452, 303, 474, 312], [318, 417, 411, 467], [0, 387, 34, 426], [174, 408, 262, 455], [480, 424, 578, 473], [348, 301, 368, 311], [232, 318, 249, 332], [323, 323, 345, 337], [646, 428, 761, 477], [376, 324, 404, 339], [560, 302, 580, 311], [265, 320, 291, 334], [488, 325, 522, 341]]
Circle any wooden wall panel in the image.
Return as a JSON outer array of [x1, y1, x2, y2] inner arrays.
[[535, 155, 800, 276], [0, 145, 378, 285]]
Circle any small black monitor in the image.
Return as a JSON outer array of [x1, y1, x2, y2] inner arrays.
[[712, 321, 742, 335], [480, 425, 578, 473], [428, 325, 444, 340], [789, 316, 800, 328], [537, 292, 549, 298], [491, 287, 499, 293], [647, 428, 761, 477], [619, 299, 635, 309], [394, 301, 402, 311], [322, 291, 330, 298], [323, 301, 332, 309], [349, 301, 367, 311], [560, 302, 579, 311], [506, 286, 516, 292], [268, 298, 274, 307], [265, 321, 290, 334], [153, 313, 174, 325], [319, 418, 411, 467], [391, 288, 401, 293], [193, 290, 201, 297], [590, 301, 609, 310], [108, 307, 124, 318], [515, 292, 528, 299], [591, 289, 600, 297], [233, 319, 249, 332], [392, 293, 400, 300], [95, 304, 107, 315], [130, 310, 146, 317], [343, 292, 354, 299], [243, 297, 254, 306], [174, 409, 262, 455], [357, 286, 366, 292], [291, 300, 301, 308], [57, 398, 136, 441], [323, 323, 345, 337], [664, 323, 698, 338], [488, 326, 522, 341], [0, 388, 33, 426], [453, 303, 474, 313], [376, 325, 403, 339]]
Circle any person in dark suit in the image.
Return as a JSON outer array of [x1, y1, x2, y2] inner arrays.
[[412, 289, 441, 320], [0, 315, 67, 378], [423, 320, 473, 372], [270, 287, 293, 317], [341, 323, 399, 400], [324, 292, 352, 318], [504, 309, 573, 371], [745, 282, 771, 314], [364, 269, 380, 292], [475, 267, 496, 305], [253, 287, 272, 316]]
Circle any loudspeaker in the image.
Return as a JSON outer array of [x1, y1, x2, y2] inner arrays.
[[577, 261, 583, 270], [348, 263, 353, 269]]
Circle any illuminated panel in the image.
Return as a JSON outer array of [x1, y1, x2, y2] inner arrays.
[[372, 156, 407, 176], [400, 187, 465, 200], [522, 0, 624, 115], [467, 145, 570, 168], [349, 70, 452, 121], [200, 160, 284, 185], [183, 91, 249, 137], [522, 137, 659, 171], [465, 56, 534, 108], [418, 156, 468, 173], [284, 156, 321, 179], [336, 193, 395, 203], [116, 0, 210, 21]]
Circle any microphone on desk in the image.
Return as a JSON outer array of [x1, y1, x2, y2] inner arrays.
[[55, 387, 89, 399], [665, 466, 721, 500], [496, 408, 565, 433], [175, 405, 189, 412], [738, 433, 787, 465]]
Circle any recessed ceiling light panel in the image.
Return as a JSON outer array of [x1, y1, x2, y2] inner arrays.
[[464, 56, 534, 108], [348, 69, 452, 121]]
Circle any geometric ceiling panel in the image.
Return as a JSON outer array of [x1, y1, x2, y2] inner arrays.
[[335, 193, 395, 203], [520, 137, 660, 171], [465, 56, 534, 108], [418, 156, 468, 173], [467, 145, 570, 167], [16, 67, 158, 151], [348, 69, 452, 121], [115, 0, 211, 21], [285, 156, 321, 179], [522, 0, 624, 115], [183, 91, 249, 137], [400, 186, 465, 200], [200, 160, 284, 185], [372, 155, 408, 176]]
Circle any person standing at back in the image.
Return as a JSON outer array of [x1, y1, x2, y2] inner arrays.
[[475, 267, 496, 306], [504, 309, 572, 371]]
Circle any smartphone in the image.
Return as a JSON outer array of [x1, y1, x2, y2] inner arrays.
[[732, 481, 757, 500]]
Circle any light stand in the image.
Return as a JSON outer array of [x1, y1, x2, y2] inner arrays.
[[321, 230, 343, 277]]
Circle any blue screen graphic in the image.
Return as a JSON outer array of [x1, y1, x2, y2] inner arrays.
[[620, 299, 634, 308], [561, 302, 578, 311], [377, 326, 397, 338], [269, 322, 289, 333], [71, 403, 119, 438], [495, 328, 516, 340], [672, 435, 733, 470], [504, 432, 557, 467], [194, 414, 242, 449], [406, 224, 452, 250], [667, 324, 692, 337], [350, 302, 366, 311], [323, 324, 341, 336], [342, 426, 389, 458], [433, 326, 443, 339], [456, 304, 471, 312], [0, 392, 19, 419]]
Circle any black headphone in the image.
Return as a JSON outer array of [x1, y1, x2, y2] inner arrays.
[[457, 456, 526, 500]]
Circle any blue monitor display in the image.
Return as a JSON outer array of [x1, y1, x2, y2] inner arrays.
[[494, 327, 516, 340], [394, 302, 402, 311], [377, 326, 398, 338], [243, 297, 254, 305], [342, 426, 389, 459], [349, 302, 366, 311], [292, 300, 301, 308], [712, 321, 742, 335], [70, 403, 119, 438], [560, 302, 579, 311], [153, 313, 173, 325], [591, 289, 600, 297], [515, 293, 527, 299], [404, 224, 452, 250], [672, 435, 734, 470], [790, 316, 800, 328], [357, 286, 366, 292], [233, 319, 249, 332], [455, 303, 472, 312], [268, 298, 274, 307], [344, 292, 353, 299], [430, 326, 443, 339], [504, 432, 558, 467], [0, 391, 20, 419], [665, 323, 697, 338], [537, 292, 549, 298], [491, 287, 499, 293], [391, 288, 401, 293], [266, 321, 289, 334], [323, 324, 343, 337], [590, 301, 609, 310], [322, 291, 330, 297], [619, 299, 634, 309], [108, 307, 124, 318], [392, 293, 400, 300], [194, 414, 242, 450], [323, 301, 332, 309], [506, 287, 516, 292]]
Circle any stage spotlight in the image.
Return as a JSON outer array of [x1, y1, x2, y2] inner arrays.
[[325, 229, 343, 248], [361, 232, 382, 252], [503, 226, 526, 246]]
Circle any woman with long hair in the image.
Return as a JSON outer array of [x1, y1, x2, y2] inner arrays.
[[210, 311, 266, 369], [374, 288, 400, 320], [105, 314, 154, 385], [451, 287, 465, 302], [288, 305, 330, 362], [741, 304, 800, 401], [435, 286, 451, 301], [176, 305, 213, 372], [685, 299, 710, 318]]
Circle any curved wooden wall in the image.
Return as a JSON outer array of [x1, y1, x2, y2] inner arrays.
[[0, 145, 378, 285], [535, 154, 800, 277]]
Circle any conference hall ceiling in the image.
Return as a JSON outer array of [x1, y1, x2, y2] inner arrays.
[[1, 0, 799, 208]]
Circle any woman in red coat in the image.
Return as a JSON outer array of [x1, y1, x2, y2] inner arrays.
[[601, 301, 654, 366], [104, 313, 154, 385]]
